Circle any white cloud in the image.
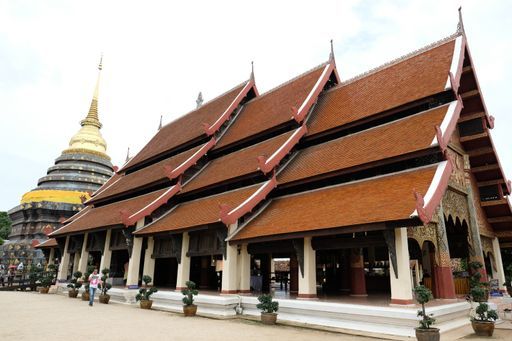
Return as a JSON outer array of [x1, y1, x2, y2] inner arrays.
[[1, 0, 511, 210]]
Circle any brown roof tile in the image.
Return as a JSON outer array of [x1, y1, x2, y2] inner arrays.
[[231, 165, 438, 241], [215, 65, 326, 149], [279, 104, 449, 184], [52, 189, 167, 236], [91, 144, 204, 202], [35, 238, 58, 248], [307, 39, 455, 136], [136, 185, 260, 235], [183, 131, 295, 193], [125, 82, 248, 169]]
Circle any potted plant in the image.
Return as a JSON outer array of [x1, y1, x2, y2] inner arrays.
[[413, 285, 439, 341], [39, 270, 54, 294], [28, 266, 42, 291], [469, 261, 489, 302], [256, 294, 279, 325], [98, 268, 112, 304], [471, 302, 498, 336], [66, 271, 83, 298], [135, 275, 158, 309], [181, 281, 199, 316]]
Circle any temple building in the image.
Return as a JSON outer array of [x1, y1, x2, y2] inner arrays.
[[2, 59, 114, 267], [42, 15, 510, 337]]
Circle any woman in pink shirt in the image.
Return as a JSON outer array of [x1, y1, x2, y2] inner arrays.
[[88, 269, 101, 306]]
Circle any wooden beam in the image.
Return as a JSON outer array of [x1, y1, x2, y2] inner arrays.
[[478, 179, 505, 187], [460, 132, 488, 143], [468, 147, 494, 157], [461, 89, 479, 100], [488, 216, 512, 224], [495, 230, 512, 238], [481, 198, 508, 207], [458, 111, 485, 123], [462, 65, 472, 74], [471, 163, 500, 173]]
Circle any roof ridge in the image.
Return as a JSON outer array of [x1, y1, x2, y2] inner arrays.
[[326, 32, 461, 92], [161, 79, 250, 130], [253, 61, 329, 100]]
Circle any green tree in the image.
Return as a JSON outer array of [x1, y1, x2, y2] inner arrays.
[[0, 212, 12, 241]]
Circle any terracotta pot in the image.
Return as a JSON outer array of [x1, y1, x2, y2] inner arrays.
[[82, 291, 90, 301], [39, 287, 50, 294], [471, 320, 495, 336], [139, 299, 153, 309], [99, 294, 110, 304], [415, 328, 440, 341], [183, 304, 197, 316], [68, 289, 79, 298], [261, 312, 277, 325]]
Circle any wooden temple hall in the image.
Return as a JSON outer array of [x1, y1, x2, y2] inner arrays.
[[40, 24, 511, 306]]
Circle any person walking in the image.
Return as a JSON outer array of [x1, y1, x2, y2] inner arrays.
[[88, 269, 101, 306]]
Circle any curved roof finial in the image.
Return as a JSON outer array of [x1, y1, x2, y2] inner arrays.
[[457, 6, 465, 36], [158, 115, 163, 130], [125, 147, 131, 163], [196, 92, 203, 108], [250, 61, 255, 81], [329, 39, 335, 61]]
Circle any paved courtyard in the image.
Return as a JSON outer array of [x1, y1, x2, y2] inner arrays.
[[0, 291, 511, 340]]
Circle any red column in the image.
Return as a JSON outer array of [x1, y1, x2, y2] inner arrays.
[[350, 249, 367, 296], [290, 256, 298, 294], [433, 250, 457, 298]]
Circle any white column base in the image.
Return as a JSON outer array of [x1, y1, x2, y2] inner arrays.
[[298, 237, 317, 299], [389, 228, 414, 305], [57, 236, 70, 281], [99, 229, 112, 272], [176, 232, 190, 290]]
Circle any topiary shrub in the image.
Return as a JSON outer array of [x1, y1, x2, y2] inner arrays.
[[256, 294, 279, 314], [181, 281, 198, 306], [413, 285, 436, 329]]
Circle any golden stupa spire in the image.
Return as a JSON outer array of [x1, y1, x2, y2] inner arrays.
[[64, 56, 109, 159], [80, 55, 103, 129]]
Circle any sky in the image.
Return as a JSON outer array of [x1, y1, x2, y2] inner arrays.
[[0, 0, 511, 211]]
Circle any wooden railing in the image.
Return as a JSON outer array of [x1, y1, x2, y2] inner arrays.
[[422, 277, 469, 296]]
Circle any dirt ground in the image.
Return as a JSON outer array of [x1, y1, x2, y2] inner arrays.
[[0, 291, 511, 341]]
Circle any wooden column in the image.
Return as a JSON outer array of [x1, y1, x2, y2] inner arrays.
[[298, 237, 317, 299], [350, 248, 367, 296], [176, 232, 190, 290], [57, 236, 70, 281], [389, 228, 413, 305], [289, 255, 298, 294], [99, 229, 112, 272], [142, 236, 155, 285], [77, 232, 89, 274]]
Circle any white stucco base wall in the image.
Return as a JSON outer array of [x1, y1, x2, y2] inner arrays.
[[55, 284, 471, 339]]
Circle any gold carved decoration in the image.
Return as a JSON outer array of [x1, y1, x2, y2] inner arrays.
[[442, 189, 469, 224], [447, 148, 466, 190]]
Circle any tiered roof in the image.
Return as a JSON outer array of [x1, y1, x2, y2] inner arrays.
[[231, 164, 446, 242], [50, 30, 511, 245]]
